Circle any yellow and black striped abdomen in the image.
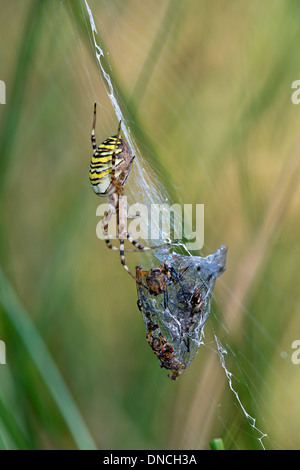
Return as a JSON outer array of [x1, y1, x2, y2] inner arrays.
[[89, 136, 124, 196]]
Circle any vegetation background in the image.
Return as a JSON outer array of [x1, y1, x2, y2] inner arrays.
[[0, 0, 300, 450]]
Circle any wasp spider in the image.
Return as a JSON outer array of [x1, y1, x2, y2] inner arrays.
[[89, 103, 172, 282]]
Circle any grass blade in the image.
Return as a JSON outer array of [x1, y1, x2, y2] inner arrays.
[[0, 268, 96, 450]]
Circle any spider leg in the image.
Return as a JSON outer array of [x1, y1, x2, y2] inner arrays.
[[102, 206, 117, 251], [119, 238, 144, 283], [117, 196, 144, 282], [102, 195, 158, 253], [110, 120, 124, 196], [91, 103, 97, 154], [126, 233, 174, 252], [102, 208, 147, 253]]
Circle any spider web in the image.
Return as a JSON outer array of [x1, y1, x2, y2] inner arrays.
[[56, 0, 300, 450], [136, 245, 228, 380]]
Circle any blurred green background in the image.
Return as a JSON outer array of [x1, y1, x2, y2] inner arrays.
[[1, 0, 300, 450]]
